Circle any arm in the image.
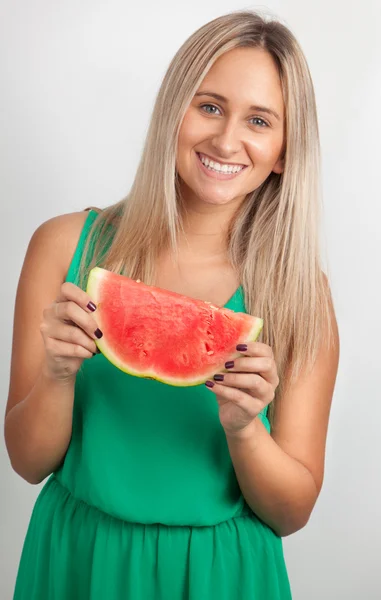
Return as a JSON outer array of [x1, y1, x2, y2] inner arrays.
[[4, 212, 96, 484], [208, 293, 339, 537]]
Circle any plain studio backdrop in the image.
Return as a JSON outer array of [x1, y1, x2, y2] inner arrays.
[[1, 1, 380, 598]]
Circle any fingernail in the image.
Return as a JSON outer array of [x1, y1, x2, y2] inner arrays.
[[87, 301, 97, 312], [225, 361, 234, 369], [94, 328, 103, 339], [236, 344, 247, 352], [205, 380, 215, 388], [213, 374, 224, 382]]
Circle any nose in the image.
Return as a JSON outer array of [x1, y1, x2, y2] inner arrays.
[[210, 118, 243, 159]]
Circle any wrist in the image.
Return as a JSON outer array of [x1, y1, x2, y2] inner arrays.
[[40, 364, 77, 388], [224, 416, 260, 444]]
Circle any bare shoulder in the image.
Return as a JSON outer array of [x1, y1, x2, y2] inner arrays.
[[29, 209, 97, 279], [4, 209, 98, 417]]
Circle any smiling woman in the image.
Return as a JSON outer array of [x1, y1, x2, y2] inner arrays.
[[176, 47, 285, 205], [6, 8, 338, 600]]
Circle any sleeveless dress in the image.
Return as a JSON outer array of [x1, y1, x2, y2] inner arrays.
[[13, 209, 292, 599]]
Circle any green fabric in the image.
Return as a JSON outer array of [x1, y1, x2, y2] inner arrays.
[[14, 210, 292, 599]]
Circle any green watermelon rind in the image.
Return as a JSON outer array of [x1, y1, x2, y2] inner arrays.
[[87, 267, 264, 387]]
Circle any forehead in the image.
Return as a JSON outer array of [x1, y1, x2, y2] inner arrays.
[[198, 47, 284, 118]]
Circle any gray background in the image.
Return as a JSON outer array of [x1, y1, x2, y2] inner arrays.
[[1, 1, 380, 598]]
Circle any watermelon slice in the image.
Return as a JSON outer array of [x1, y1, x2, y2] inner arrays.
[[86, 267, 263, 386]]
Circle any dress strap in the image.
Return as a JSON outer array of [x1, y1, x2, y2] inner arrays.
[[65, 210, 99, 287]]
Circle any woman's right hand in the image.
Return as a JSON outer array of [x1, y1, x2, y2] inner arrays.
[[39, 281, 102, 383]]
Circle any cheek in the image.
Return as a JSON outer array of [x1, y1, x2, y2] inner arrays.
[[178, 111, 206, 153], [247, 136, 283, 166], [247, 131, 283, 166]]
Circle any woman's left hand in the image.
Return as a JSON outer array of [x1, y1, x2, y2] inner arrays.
[[205, 342, 279, 438]]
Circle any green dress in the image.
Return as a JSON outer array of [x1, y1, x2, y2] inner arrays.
[[13, 209, 292, 599]]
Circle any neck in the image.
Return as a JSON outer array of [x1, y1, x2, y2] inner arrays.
[[178, 199, 241, 259]]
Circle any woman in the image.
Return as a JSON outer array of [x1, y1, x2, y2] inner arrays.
[[5, 10, 339, 600]]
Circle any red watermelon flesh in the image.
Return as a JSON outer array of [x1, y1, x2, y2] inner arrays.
[[87, 267, 263, 386]]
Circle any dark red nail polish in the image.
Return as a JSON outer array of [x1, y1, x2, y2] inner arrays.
[[94, 328, 103, 339], [225, 361, 234, 369], [214, 374, 224, 382], [87, 301, 97, 312], [236, 344, 247, 352], [205, 380, 215, 388]]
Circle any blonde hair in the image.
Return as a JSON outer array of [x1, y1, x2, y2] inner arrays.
[[78, 10, 334, 423]]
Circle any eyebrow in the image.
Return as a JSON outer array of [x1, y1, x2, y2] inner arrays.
[[194, 91, 281, 121]]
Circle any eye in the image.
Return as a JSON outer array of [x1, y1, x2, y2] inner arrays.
[[200, 103, 221, 115], [250, 117, 269, 128], [199, 104, 270, 128]]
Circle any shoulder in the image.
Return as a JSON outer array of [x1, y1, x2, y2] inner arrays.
[[28, 209, 101, 280], [5, 208, 102, 420]]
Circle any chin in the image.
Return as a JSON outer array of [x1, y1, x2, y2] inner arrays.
[[196, 188, 246, 206], [178, 174, 245, 207], [201, 196, 236, 206]]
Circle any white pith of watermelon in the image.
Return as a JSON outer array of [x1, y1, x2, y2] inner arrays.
[[86, 267, 263, 386]]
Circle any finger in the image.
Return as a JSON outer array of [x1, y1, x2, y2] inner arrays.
[[224, 357, 278, 386], [212, 372, 272, 400], [42, 321, 98, 355], [52, 301, 102, 341], [45, 336, 94, 360], [236, 341, 273, 358], [56, 281, 97, 314], [205, 380, 263, 415]]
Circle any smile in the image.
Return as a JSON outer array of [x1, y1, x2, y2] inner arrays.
[[196, 152, 248, 180]]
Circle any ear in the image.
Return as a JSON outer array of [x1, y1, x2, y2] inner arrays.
[[272, 156, 284, 175]]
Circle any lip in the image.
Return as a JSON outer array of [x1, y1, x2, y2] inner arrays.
[[196, 152, 247, 181], [198, 152, 247, 167]]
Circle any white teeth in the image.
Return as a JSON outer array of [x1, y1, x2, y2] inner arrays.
[[199, 154, 243, 174]]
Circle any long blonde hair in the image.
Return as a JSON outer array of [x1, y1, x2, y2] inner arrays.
[[78, 10, 334, 422]]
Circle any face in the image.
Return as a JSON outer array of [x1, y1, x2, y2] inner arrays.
[[176, 47, 285, 209]]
